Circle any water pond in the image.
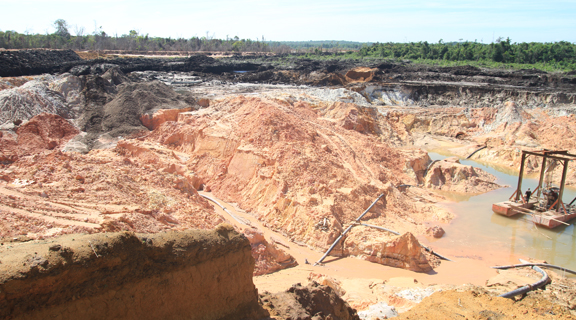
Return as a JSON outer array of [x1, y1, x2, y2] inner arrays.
[[427, 152, 576, 273]]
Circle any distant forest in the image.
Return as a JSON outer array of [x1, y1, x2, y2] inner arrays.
[[268, 40, 368, 50], [357, 39, 576, 70], [1, 19, 575, 70]]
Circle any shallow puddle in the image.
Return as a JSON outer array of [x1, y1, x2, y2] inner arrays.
[[427, 152, 576, 273]]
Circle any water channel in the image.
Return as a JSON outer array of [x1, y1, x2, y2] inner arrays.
[[427, 152, 576, 273]]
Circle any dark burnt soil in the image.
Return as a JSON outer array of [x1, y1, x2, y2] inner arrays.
[[73, 66, 198, 148], [63, 54, 268, 76], [0, 49, 82, 77], [156, 55, 572, 94], [81, 80, 197, 137], [224, 55, 576, 93], [260, 281, 360, 320], [3, 50, 575, 95]]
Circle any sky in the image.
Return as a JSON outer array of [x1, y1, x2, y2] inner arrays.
[[2, 0, 576, 43]]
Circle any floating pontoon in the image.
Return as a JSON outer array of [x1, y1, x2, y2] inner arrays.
[[492, 150, 576, 229]]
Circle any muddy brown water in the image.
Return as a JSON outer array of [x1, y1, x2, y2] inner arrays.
[[426, 152, 576, 274]]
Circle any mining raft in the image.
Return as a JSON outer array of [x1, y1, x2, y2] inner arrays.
[[493, 150, 576, 228]]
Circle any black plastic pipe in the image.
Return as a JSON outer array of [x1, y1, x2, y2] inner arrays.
[[313, 194, 384, 266], [492, 263, 576, 275], [466, 145, 487, 159], [498, 265, 549, 299], [495, 260, 552, 299]]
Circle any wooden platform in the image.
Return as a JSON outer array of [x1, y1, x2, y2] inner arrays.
[[493, 200, 576, 228], [492, 201, 536, 217], [533, 211, 576, 228]]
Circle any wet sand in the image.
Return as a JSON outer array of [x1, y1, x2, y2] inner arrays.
[[199, 191, 498, 297]]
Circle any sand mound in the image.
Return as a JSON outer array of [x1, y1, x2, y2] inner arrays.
[[396, 290, 575, 319], [0, 142, 221, 239], [1, 130, 295, 276], [146, 96, 450, 270], [82, 80, 197, 137], [0, 78, 74, 125], [425, 157, 502, 193], [245, 228, 298, 276], [0, 113, 78, 162], [345, 231, 438, 273], [260, 282, 360, 320]]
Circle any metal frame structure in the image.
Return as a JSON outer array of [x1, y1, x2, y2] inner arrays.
[[513, 150, 576, 214]]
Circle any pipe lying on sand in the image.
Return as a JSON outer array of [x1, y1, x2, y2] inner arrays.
[[314, 195, 453, 266], [466, 145, 487, 159], [492, 263, 576, 275], [314, 194, 385, 266], [199, 194, 247, 225], [495, 259, 550, 299], [422, 246, 453, 262], [423, 160, 440, 177], [357, 223, 400, 235]]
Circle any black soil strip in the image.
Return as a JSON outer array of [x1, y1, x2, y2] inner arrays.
[[0, 49, 82, 77]]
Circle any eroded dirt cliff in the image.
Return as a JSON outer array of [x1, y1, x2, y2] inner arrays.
[[142, 95, 449, 269], [0, 225, 266, 320], [2, 50, 575, 318]]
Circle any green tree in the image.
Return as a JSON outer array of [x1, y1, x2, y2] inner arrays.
[[53, 19, 70, 39]]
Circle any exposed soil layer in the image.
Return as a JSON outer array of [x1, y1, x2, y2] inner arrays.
[[260, 281, 360, 320], [2, 50, 576, 318], [397, 289, 576, 319], [0, 225, 266, 320], [0, 49, 82, 77], [144, 95, 451, 270], [424, 156, 501, 193], [80, 80, 197, 137]]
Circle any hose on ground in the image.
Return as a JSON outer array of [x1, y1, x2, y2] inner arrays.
[[423, 160, 440, 177], [422, 246, 453, 262], [495, 260, 550, 299], [492, 263, 576, 275], [314, 194, 385, 266], [466, 145, 487, 159], [199, 194, 246, 225]]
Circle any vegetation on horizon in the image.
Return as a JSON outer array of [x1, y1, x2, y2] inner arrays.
[[352, 39, 576, 71], [276, 38, 576, 72], [1, 20, 575, 71]]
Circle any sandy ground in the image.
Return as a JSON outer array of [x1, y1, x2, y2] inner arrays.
[[203, 182, 576, 318], [199, 192, 503, 305]]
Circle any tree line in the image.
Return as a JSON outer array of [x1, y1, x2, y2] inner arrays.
[[1, 20, 575, 70], [0, 19, 271, 53], [357, 38, 576, 70]]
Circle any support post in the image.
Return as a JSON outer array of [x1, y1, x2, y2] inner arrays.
[[537, 155, 547, 199], [515, 152, 527, 202], [569, 195, 576, 207], [557, 159, 569, 213]]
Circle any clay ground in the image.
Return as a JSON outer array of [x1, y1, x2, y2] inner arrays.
[[204, 192, 576, 318], [2, 51, 576, 318]]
